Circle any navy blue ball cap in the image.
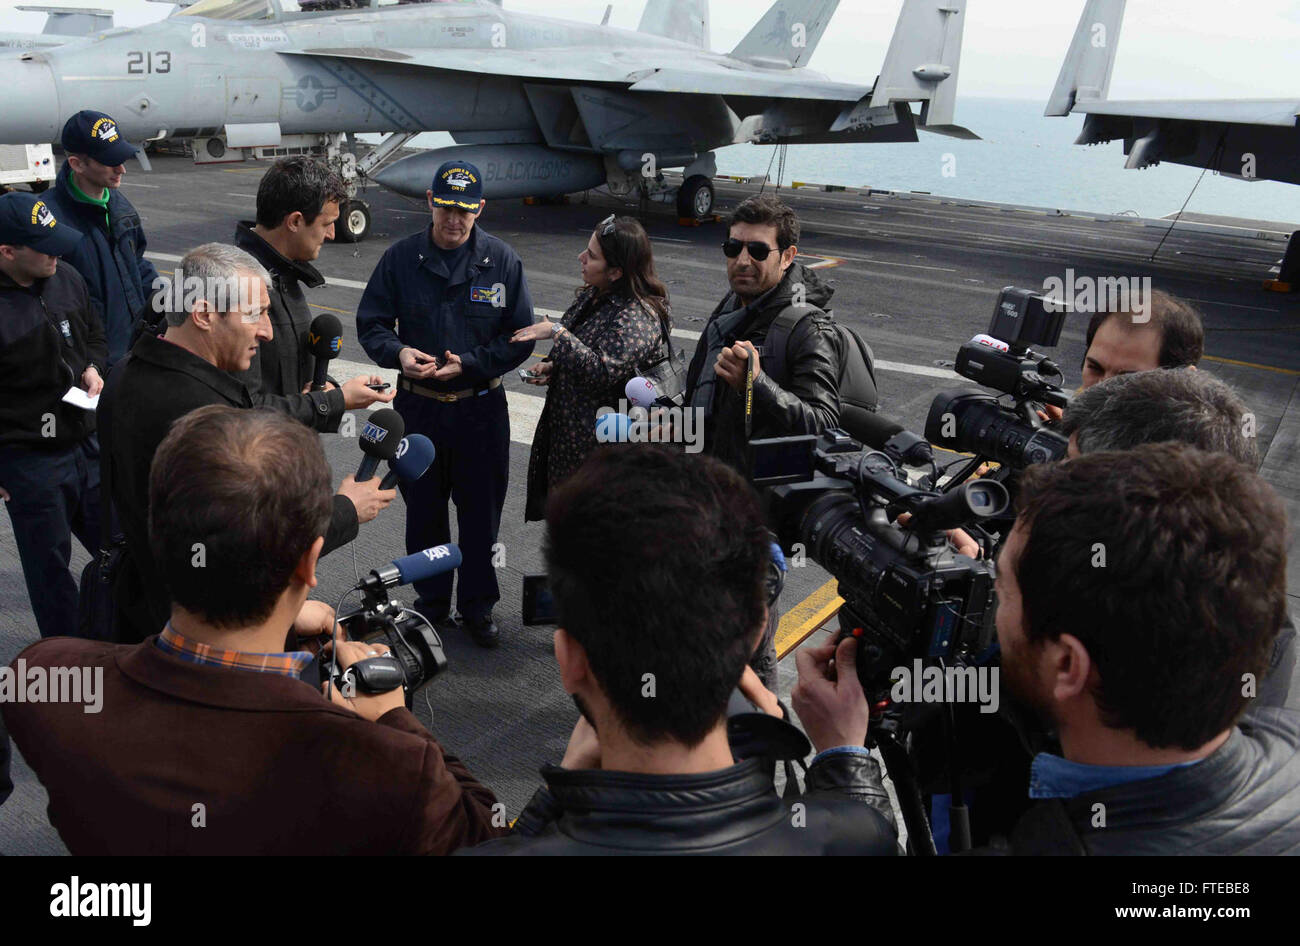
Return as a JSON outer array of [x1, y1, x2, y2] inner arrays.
[[430, 161, 484, 212], [60, 110, 139, 167], [0, 192, 83, 256]]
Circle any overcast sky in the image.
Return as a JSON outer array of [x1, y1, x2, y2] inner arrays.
[[2, 0, 1298, 100]]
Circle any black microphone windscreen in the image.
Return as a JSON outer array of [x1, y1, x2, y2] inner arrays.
[[359, 408, 405, 461], [308, 314, 343, 360]]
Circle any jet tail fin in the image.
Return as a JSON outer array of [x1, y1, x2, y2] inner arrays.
[[1045, 0, 1126, 116], [14, 5, 114, 36], [638, 0, 710, 49], [869, 0, 968, 129], [729, 0, 839, 68]]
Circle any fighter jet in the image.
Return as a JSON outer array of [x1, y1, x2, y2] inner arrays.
[[0, 0, 974, 241], [1047, 0, 1300, 188], [1046, 0, 1300, 287]]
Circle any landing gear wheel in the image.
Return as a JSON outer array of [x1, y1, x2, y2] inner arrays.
[[336, 199, 371, 243], [677, 175, 715, 220]]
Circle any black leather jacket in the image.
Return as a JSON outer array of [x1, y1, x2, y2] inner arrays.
[[980, 705, 1300, 855], [464, 754, 897, 856], [685, 263, 842, 475]]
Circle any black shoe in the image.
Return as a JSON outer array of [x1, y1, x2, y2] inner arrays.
[[462, 614, 500, 649]]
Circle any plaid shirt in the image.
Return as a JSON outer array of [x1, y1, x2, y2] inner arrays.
[[156, 624, 313, 679]]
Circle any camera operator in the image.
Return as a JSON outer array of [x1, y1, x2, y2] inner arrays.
[[466, 445, 897, 855], [808, 443, 1299, 854], [1079, 290, 1203, 387], [1035, 289, 1204, 425], [100, 243, 396, 643], [1061, 368, 1295, 710], [682, 195, 842, 687], [1, 406, 503, 855]]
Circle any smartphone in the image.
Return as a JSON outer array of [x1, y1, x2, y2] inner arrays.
[[366, 383, 391, 392], [518, 368, 535, 383], [522, 574, 558, 626]]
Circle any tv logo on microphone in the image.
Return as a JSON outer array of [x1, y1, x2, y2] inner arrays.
[[423, 546, 452, 561], [361, 421, 388, 444], [308, 331, 342, 354]]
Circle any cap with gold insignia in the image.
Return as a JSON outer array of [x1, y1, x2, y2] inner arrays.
[[431, 160, 484, 212], [0, 191, 83, 256], [61, 109, 140, 167]]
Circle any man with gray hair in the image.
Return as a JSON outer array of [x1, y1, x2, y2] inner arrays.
[[100, 243, 396, 643], [1061, 367, 1257, 465]]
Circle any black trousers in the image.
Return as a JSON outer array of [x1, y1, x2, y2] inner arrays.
[[395, 385, 510, 622], [0, 436, 101, 639]]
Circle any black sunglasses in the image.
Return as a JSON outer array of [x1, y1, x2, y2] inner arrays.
[[722, 238, 783, 261]]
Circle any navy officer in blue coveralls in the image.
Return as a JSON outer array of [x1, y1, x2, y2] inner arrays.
[[358, 161, 534, 647]]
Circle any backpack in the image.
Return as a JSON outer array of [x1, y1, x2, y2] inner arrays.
[[762, 305, 880, 444]]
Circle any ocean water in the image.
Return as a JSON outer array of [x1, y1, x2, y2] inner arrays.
[[384, 98, 1300, 229], [713, 98, 1300, 227]]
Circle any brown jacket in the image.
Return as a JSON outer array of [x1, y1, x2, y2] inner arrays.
[[1, 636, 504, 855]]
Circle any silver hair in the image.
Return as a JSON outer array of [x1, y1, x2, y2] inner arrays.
[[1062, 368, 1257, 466], [168, 243, 271, 327]]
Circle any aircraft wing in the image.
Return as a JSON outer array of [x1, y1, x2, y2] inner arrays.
[[280, 47, 870, 102], [282, 46, 644, 85], [627, 67, 867, 102], [1072, 98, 1300, 127]]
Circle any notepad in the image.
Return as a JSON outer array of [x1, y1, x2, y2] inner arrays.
[[62, 387, 99, 412]]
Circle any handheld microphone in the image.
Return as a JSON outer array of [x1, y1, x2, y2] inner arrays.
[[308, 314, 343, 392], [358, 544, 462, 594], [624, 377, 676, 410], [356, 408, 405, 482], [380, 434, 435, 490], [595, 412, 633, 443]]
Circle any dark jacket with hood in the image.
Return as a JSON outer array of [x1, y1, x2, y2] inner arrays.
[[43, 162, 159, 369], [684, 262, 841, 474], [232, 222, 346, 431], [0, 261, 106, 450]]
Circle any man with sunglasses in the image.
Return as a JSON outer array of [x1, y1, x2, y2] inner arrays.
[[683, 195, 843, 686]]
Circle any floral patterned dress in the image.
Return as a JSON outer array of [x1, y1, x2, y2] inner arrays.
[[524, 286, 670, 521]]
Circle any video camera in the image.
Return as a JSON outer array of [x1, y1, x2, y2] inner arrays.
[[305, 546, 457, 697], [926, 288, 1070, 471], [752, 427, 1007, 703]]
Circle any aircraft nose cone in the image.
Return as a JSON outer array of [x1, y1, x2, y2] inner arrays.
[[0, 57, 61, 144], [370, 159, 426, 199]]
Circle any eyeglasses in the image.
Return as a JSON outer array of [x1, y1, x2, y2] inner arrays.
[[599, 214, 617, 237], [722, 238, 782, 261]]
